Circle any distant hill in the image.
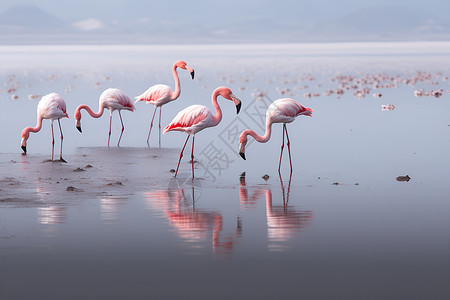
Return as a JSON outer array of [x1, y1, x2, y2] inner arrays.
[[0, 4, 449, 44], [0, 5, 68, 33]]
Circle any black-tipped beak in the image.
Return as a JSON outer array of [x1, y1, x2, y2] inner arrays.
[[239, 152, 246, 160], [190, 70, 195, 80], [236, 102, 241, 114], [21, 145, 27, 154], [76, 126, 82, 133]]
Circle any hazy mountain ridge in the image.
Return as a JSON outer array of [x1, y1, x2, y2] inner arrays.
[[0, 4, 449, 44]]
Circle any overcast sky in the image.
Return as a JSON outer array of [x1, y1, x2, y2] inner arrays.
[[1, 0, 449, 43]]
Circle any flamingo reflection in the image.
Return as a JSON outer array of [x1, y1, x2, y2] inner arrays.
[[239, 175, 313, 251], [145, 183, 241, 255]]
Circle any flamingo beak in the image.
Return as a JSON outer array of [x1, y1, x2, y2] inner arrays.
[[230, 94, 241, 114], [76, 126, 82, 133], [239, 143, 246, 160], [239, 152, 246, 160], [187, 67, 195, 79], [21, 145, 27, 154]]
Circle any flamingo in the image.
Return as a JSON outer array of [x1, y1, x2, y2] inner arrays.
[[163, 86, 242, 178], [238, 98, 313, 175], [21, 93, 69, 162], [135, 60, 195, 148], [74, 88, 135, 147]]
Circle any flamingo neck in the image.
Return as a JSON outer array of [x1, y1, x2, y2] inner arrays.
[[210, 89, 223, 127], [244, 117, 272, 143], [76, 104, 104, 119], [171, 65, 181, 101], [22, 116, 44, 139]]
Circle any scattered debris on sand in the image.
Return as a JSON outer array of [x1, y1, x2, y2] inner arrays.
[[262, 174, 270, 181], [73, 168, 85, 172], [169, 169, 176, 173], [106, 181, 123, 186], [66, 186, 83, 192]]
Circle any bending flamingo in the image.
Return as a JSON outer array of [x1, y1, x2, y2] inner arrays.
[[135, 60, 195, 148], [74, 88, 135, 147], [21, 93, 69, 162], [163, 86, 242, 178], [238, 98, 313, 175]]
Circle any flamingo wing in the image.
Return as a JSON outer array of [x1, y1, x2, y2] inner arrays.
[[163, 105, 211, 135], [135, 84, 172, 106], [101, 88, 135, 111], [269, 98, 313, 123], [38, 93, 68, 120]]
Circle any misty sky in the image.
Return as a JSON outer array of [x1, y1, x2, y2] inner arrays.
[[1, 0, 449, 43], [1, 0, 448, 22]]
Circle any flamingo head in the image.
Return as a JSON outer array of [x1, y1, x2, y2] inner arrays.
[[238, 131, 248, 160], [175, 60, 195, 79], [20, 130, 30, 154], [74, 110, 82, 133], [217, 87, 242, 114]]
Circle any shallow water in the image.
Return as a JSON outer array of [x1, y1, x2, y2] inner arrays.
[[1, 43, 449, 299]]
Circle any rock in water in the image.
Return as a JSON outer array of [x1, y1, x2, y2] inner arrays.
[[396, 175, 411, 182]]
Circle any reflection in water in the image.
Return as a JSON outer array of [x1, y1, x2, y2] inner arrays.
[[35, 178, 68, 234], [239, 175, 313, 251], [101, 196, 129, 221], [38, 206, 67, 225], [145, 179, 241, 255]]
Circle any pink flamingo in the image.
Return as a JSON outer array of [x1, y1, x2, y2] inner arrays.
[[163, 86, 242, 178], [238, 98, 313, 175], [74, 88, 135, 147], [21, 93, 69, 162], [135, 60, 195, 148]]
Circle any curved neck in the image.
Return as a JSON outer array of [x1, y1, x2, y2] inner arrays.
[[171, 65, 181, 100], [22, 116, 44, 138], [244, 117, 272, 143], [76, 104, 104, 118], [210, 89, 223, 127]]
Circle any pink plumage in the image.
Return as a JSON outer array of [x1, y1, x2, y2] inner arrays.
[[74, 88, 135, 147], [163, 105, 211, 135], [164, 86, 242, 178], [134, 60, 195, 147], [239, 98, 313, 175], [21, 93, 69, 162]]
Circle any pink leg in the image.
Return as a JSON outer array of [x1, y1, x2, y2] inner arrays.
[[174, 135, 190, 178], [278, 124, 286, 176], [284, 124, 293, 175], [147, 106, 157, 147], [158, 106, 162, 148], [58, 119, 66, 163], [191, 135, 195, 178], [108, 114, 112, 148], [51, 121, 55, 161], [117, 111, 124, 147]]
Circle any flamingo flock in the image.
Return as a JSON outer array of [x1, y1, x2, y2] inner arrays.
[[19, 59, 315, 177]]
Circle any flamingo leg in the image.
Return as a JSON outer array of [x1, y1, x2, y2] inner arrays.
[[158, 106, 162, 148], [278, 124, 286, 176], [284, 124, 293, 175], [147, 106, 158, 147], [117, 110, 124, 147], [108, 113, 112, 148], [174, 135, 190, 178], [51, 121, 55, 161], [58, 119, 66, 163], [191, 135, 195, 178]]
